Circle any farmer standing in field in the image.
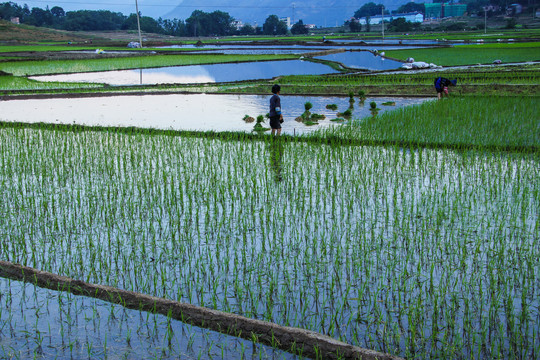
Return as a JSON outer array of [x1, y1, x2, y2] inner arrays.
[[434, 77, 457, 100], [269, 84, 283, 136]]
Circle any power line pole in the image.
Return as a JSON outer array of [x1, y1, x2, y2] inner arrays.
[[381, 5, 384, 40], [135, 0, 143, 48], [292, 3, 295, 24]]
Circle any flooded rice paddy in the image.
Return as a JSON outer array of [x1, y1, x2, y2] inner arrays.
[[316, 51, 403, 70], [0, 94, 429, 135], [0, 127, 537, 359], [29, 60, 339, 86], [0, 277, 296, 359]]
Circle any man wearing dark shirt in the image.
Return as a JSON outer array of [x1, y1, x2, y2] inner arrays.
[[269, 84, 283, 136]]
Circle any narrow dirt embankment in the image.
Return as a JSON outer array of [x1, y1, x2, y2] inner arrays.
[[0, 260, 403, 360]]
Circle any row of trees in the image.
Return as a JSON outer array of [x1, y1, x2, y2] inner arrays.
[[0, 2, 312, 37]]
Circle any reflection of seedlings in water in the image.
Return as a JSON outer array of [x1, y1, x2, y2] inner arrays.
[[337, 108, 352, 118], [330, 118, 346, 122], [370, 101, 380, 116], [253, 115, 270, 132], [311, 113, 326, 121], [326, 104, 338, 111], [243, 115, 255, 123], [296, 102, 313, 123], [348, 91, 355, 103], [358, 90, 367, 101], [381, 101, 396, 106], [358, 90, 366, 106]]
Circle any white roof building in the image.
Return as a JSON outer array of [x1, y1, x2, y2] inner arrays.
[[358, 12, 424, 25]]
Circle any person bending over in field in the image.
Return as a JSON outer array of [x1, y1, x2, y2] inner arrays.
[[269, 84, 283, 136], [434, 77, 457, 100]]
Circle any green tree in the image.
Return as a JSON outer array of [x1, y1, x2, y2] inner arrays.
[[122, 13, 162, 34], [185, 10, 234, 37], [354, 2, 386, 18], [387, 17, 418, 32], [291, 19, 308, 34], [0, 2, 24, 20], [25, 6, 54, 27], [50, 6, 65, 18], [347, 19, 362, 32], [158, 18, 186, 36], [262, 15, 287, 35], [396, 2, 425, 14], [238, 24, 256, 35]]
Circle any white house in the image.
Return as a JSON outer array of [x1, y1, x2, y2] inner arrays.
[[393, 12, 424, 23], [359, 12, 423, 24]]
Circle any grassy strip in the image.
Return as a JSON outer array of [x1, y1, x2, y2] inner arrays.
[[381, 28, 540, 41], [385, 45, 540, 66], [318, 96, 539, 149], [0, 74, 103, 91], [0, 45, 210, 53], [0, 54, 299, 76]]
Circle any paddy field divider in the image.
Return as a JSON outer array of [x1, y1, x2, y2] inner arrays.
[[0, 260, 403, 360]]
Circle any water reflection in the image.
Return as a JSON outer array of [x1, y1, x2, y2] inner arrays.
[[316, 51, 402, 70], [267, 139, 285, 182], [0, 94, 430, 135], [30, 60, 338, 86]]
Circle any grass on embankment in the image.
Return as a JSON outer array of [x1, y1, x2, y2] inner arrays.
[[319, 96, 539, 150], [385, 42, 540, 66]]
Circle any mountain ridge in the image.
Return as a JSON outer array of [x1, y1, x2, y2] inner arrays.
[[164, 0, 409, 27]]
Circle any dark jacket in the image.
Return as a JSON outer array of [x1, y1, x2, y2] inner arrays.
[[269, 94, 281, 118]]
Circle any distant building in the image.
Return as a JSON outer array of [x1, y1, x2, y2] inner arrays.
[[425, 3, 467, 19], [232, 20, 244, 30], [506, 3, 523, 15], [279, 17, 291, 29], [358, 15, 385, 25], [10, 17, 19, 25], [358, 12, 423, 25], [392, 12, 424, 22], [305, 24, 316, 29]]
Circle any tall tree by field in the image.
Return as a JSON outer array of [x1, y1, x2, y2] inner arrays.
[[25, 7, 54, 27], [0, 2, 25, 20], [122, 13, 162, 33], [291, 19, 308, 35], [158, 17, 186, 36], [238, 24, 256, 35], [354, 2, 387, 18], [347, 19, 362, 32], [262, 15, 287, 35], [396, 2, 425, 14], [63, 10, 126, 31], [185, 10, 234, 36]]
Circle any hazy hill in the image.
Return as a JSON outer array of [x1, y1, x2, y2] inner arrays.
[[0, 20, 92, 42], [165, 0, 407, 27]]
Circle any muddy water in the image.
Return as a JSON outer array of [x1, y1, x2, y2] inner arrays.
[[0, 94, 430, 135]]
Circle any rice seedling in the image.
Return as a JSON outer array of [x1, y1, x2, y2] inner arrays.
[[321, 96, 539, 150], [0, 116, 537, 358], [326, 104, 338, 111]]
